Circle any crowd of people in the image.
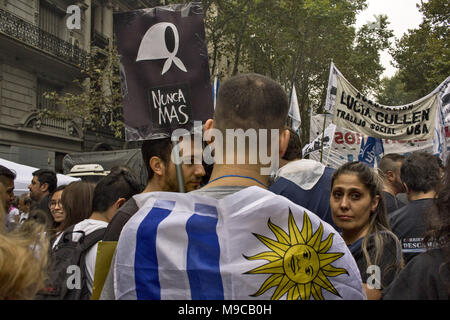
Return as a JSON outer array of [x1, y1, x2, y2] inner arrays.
[[0, 73, 448, 300]]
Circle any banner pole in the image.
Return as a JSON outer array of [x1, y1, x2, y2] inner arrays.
[[171, 135, 186, 193], [319, 112, 327, 163], [321, 60, 334, 164]]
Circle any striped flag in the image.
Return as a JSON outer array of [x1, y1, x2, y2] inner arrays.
[[114, 187, 365, 300]]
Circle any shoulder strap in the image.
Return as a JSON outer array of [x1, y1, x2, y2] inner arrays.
[[79, 228, 107, 252], [58, 225, 81, 244]]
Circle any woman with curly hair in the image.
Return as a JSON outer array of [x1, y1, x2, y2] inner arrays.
[[383, 155, 450, 300]]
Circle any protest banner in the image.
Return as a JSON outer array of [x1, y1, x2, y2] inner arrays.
[[325, 64, 450, 141], [308, 114, 363, 168], [114, 2, 213, 141], [432, 76, 450, 159], [302, 122, 336, 158], [308, 114, 450, 169]]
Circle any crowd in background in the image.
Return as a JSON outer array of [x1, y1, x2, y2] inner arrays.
[[0, 73, 448, 301]]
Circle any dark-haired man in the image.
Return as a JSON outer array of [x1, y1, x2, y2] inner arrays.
[[101, 136, 205, 243], [389, 152, 441, 264], [69, 170, 142, 297], [29, 169, 57, 219], [378, 153, 406, 215], [98, 135, 205, 299]]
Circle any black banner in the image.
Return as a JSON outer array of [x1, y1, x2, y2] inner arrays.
[[114, 2, 213, 140]]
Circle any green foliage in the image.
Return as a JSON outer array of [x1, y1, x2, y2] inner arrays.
[[376, 74, 422, 106], [391, 0, 449, 96], [202, 0, 392, 145], [42, 0, 396, 146], [40, 45, 124, 138]]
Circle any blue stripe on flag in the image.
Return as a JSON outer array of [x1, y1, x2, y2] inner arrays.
[[135, 200, 175, 300], [186, 203, 223, 299]]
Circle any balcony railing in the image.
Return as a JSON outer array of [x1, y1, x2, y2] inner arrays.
[[0, 8, 87, 68], [92, 30, 109, 50]]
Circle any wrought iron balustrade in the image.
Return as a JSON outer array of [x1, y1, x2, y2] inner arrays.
[[92, 31, 109, 49], [0, 8, 87, 68]]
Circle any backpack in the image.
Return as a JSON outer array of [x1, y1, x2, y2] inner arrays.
[[36, 225, 106, 300]]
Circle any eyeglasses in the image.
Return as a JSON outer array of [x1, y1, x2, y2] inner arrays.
[[48, 199, 62, 209]]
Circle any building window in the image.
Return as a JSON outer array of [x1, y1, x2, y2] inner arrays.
[[39, 2, 64, 37], [37, 79, 60, 111]]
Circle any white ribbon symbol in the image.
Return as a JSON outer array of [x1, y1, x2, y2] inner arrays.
[[136, 22, 187, 75]]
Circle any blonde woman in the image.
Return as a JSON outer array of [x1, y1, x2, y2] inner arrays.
[[0, 192, 49, 300]]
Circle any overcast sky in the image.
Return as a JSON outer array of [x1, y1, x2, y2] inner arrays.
[[355, 0, 425, 78]]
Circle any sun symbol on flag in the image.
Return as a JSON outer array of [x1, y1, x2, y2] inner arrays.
[[244, 210, 348, 300]]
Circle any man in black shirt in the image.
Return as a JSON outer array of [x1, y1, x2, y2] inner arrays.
[[389, 152, 440, 265], [378, 153, 406, 215]]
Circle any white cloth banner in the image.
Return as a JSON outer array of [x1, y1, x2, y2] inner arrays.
[[324, 61, 338, 114], [302, 123, 336, 158], [114, 187, 365, 300], [433, 77, 450, 159], [289, 86, 301, 131], [308, 114, 364, 168], [307, 114, 450, 169], [324, 64, 450, 141]]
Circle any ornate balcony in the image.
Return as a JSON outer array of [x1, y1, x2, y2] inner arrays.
[[0, 8, 87, 68], [92, 30, 109, 50]]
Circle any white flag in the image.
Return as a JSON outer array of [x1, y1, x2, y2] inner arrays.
[[114, 187, 365, 300], [213, 76, 219, 110], [289, 86, 301, 131], [324, 61, 338, 114], [433, 76, 450, 160]]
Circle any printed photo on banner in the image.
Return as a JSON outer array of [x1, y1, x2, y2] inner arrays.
[[114, 2, 213, 141]]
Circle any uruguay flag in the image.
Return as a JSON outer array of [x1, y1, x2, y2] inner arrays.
[[114, 187, 365, 300]]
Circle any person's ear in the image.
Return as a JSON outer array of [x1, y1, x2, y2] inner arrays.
[[386, 170, 395, 182], [278, 128, 290, 158], [371, 195, 380, 213], [203, 119, 214, 145], [40, 182, 49, 193], [150, 156, 166, 177], [114, 198, 127, 209]]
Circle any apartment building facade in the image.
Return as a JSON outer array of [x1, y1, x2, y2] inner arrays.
[[0, 0, 159, 171]]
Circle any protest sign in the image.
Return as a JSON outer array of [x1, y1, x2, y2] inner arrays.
[[302, 122, 336, 158], [307, 114, 450, 169], [326, 64, 447, 141], [114, 2, 213, 141]]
